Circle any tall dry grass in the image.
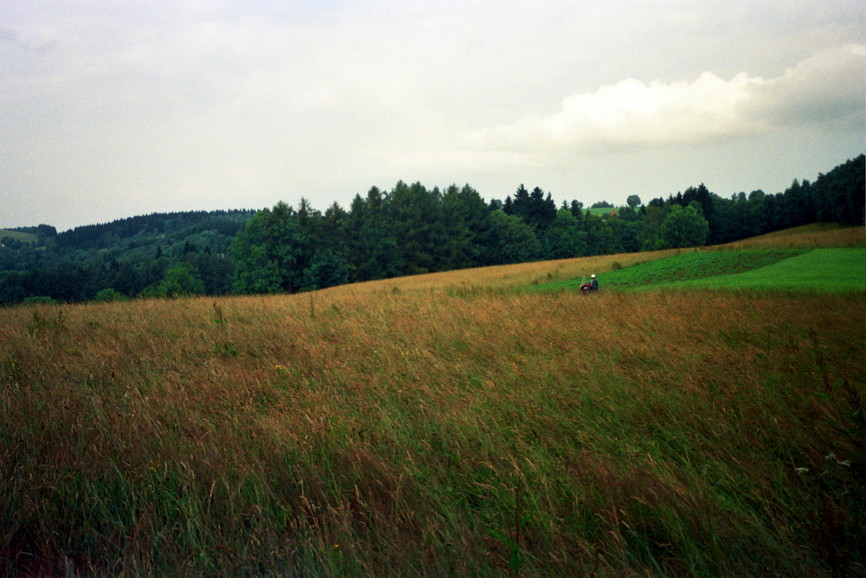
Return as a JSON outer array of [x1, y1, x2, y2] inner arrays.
[[1, 275, 863, 575], [719, 223, 864, 249]]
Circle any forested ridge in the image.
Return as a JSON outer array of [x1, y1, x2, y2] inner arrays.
[[1, 154, 862, 304]]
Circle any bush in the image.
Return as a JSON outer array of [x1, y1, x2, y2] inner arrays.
[[22, 295, 57, 305], [94, 288, 128, 302]]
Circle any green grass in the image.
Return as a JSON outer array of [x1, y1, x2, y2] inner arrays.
[[0, 229, 38, 244], [534, 248, 865, 293], [676, 248, 865, 292], [587, 207, 618, 217]]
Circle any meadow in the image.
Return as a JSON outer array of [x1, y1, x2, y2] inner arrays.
[[0, 224, 863, 576], [535, 248, 864, 293], [534, 223, 865, 294], [0, 230, 38, 245]]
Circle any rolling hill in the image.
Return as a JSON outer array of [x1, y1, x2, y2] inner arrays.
[[0, 225, 863, 576]]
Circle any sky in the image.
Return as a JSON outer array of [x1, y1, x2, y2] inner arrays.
[[1, 0, 863, 232]]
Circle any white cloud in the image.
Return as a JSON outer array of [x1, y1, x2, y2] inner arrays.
[[463, 72, 762, 151], [461, 44, 864, 154]]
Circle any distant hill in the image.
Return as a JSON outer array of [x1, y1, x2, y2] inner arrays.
[[0, 210, 256, 304], [54, 210, 256, 251], [0, 229, 39, 245]]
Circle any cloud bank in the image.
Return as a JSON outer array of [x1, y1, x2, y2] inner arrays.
[[462, 44, 865, 154]]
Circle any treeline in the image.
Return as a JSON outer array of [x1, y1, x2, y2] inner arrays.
[[0, 155, 862, 303], [229, 154, 864, 293]]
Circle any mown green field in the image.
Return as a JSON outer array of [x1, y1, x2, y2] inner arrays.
[[677, 248, 865, 292], [535, 248, 865, 293]]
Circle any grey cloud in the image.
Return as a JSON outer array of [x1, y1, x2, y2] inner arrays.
[[743, 44, 865, 127], [1, 0, 863, 230]]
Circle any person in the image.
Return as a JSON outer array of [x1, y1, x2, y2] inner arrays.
[[579, 274, 599, 293]]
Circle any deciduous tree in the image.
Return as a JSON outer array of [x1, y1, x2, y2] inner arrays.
[[230, 202, 308, 294], [658, 203, 709, 249]]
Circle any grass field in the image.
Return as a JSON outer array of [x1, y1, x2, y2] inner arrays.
[[0, 230, 38, 244], [677, 248, 865, 292], [721, 222, 865, 249], [587, 207, 619, 217], [536, 248, 864, 293], [1, 225, 864, 576], [533, 224, 865, 294]]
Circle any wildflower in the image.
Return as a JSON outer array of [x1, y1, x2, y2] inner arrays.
[[825, 453, 852, 466]]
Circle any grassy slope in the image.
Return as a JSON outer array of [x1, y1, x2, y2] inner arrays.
[[534, 224, 865, 294], [1, 225, 864, 576], [536, 248, 864, 293], [587, 207, 618, 217], [678, 248, 865, 292], [534, 250, 806, 291], [721, 222, 865, 249], [0, 230, 38, 244]]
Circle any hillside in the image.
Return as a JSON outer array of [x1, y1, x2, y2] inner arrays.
[[1, 226, 863, 576], [0, 210, 255, 304], [1, 155, 863, 306], [528, 224, 864, 293], [721, 222, 866, 249], [0, 230, 38, 245]]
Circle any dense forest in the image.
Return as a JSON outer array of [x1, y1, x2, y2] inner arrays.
[[0, 211, 255, 304], [1, 155, 862, 304]]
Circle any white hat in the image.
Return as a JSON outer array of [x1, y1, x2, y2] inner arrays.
[[591, 274, 596, 278]]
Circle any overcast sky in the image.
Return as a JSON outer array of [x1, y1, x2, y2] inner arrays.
[[1, 0, 863, 231]]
